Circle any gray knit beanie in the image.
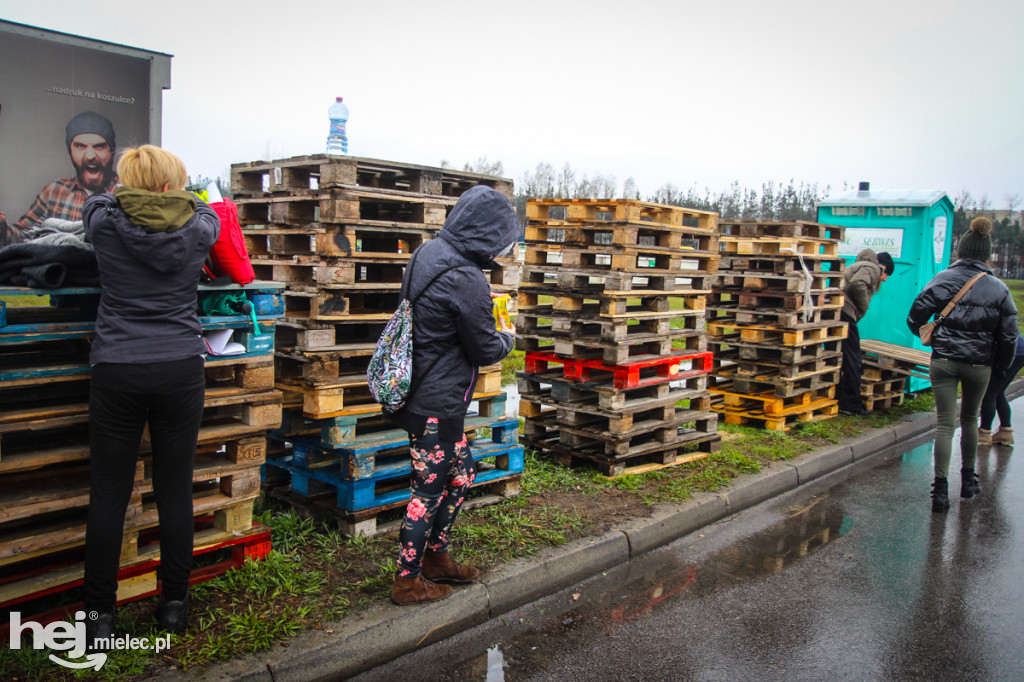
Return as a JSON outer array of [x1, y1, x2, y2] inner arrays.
[[957, 216, 993, 262], [65, 111, 116, 150]]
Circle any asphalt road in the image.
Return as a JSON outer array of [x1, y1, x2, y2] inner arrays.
[[352, 413, 1024, 681]]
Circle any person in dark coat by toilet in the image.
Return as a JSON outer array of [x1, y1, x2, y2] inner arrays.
[[386, 186, 519, 605], [838, 249, 894, 415]]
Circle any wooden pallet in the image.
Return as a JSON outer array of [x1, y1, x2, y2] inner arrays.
[[718, 220, 845, 242], [517, 331, 706, 366], [714, 368, 841, 399], [715, 270, 845, 293], [706, 304, 842, 328], [524, 245, 720, 279], [714, 400, 838, 431], [522, 350, 712, 389], [244, 224, 431, 261], [525, 221, 718, 252], [267, 473, 522, 538], [706, 320, 848, 347], [0, 522, 271, 628], [518, 309, 705, 345], [710, 385, 836, 415], [278, 417, 518, 486], [708, 289, 843, 311], [303, 385, 506, 445], [719, 236, 839, 258], [718, 255, 845, 277], [863, 392, 905, 411], [264, 437, 523, 512], [231, 154, 513, 200], [519, 370, 711, 415], [523, 429, 720, 478], [521, 266, 716, 296], [708, 338, 843, 365], [234, 187, 453, 229], [1, 436, 267, 568], [526, 198, 718, 231], [861, 339, 931, 379], [712, 348, 842, 381]]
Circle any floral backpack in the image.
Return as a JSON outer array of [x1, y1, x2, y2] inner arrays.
[[366, 253, 463, 415]]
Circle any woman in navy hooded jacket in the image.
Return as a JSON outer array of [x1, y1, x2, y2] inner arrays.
[[388, 186, 519, 605], [81, 145, 219, 644]]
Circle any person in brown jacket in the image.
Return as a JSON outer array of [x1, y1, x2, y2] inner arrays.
[[839, 249, 894, 415]]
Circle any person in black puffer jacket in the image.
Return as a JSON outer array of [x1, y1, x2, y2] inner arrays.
[[388, 186, 519, 605], [81, 146, 219, 646], [908, 216, 1017, 513]]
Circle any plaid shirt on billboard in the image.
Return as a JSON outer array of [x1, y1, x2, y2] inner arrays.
[[0, 175, 118, 246]]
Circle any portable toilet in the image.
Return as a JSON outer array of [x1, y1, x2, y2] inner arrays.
[[817, 182, 954, 391]]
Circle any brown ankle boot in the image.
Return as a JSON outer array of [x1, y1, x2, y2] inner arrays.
[[391, 575, 452, 605], [421, 550, 480, 583]]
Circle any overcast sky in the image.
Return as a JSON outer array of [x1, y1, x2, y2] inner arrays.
[[2, 0, 1022, 206]]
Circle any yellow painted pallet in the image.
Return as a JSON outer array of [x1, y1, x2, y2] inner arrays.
[[715, 399, 838, 431]]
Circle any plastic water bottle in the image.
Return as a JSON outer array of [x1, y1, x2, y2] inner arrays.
[[326, 96, 349, 155]]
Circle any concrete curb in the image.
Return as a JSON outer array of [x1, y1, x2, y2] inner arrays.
[[156, 412, 938, 681]]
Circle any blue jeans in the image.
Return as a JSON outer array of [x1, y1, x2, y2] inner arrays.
[[929, 357, 991, 478]]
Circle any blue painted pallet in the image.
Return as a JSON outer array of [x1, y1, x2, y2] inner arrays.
[[272, 415, 519, 478], [263, 438, 525, 511]]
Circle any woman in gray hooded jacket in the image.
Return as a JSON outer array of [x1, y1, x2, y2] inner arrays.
[[387, 186, 519, 605], [81, 146, 219, 645]]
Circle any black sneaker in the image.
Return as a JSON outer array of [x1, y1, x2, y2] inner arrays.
[[961, 468, 981, 499], [931, 477, 950, 513], [839, 406, 870, 416]]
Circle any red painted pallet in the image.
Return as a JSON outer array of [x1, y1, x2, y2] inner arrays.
[[523, 350, 712, 389], [0, 521, 271, 633]]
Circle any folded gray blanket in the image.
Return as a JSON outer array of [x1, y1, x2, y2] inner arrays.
[[0, 241, 100, 288]]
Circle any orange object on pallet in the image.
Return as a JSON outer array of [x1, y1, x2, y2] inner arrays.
[[523, 350, 713, 389]]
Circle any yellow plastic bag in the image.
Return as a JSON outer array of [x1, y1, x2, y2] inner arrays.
[[492, 294, 512, 331]]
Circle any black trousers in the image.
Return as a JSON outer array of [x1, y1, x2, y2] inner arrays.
[[83, 356, 206, 613], [980, 355, 1024, 430], [838, 311, 863, 411]]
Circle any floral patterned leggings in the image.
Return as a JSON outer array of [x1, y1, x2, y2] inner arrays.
[[397, 424, 476, 578]]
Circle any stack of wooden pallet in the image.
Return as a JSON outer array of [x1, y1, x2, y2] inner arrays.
[[232, 155, 524, 535], [707, 221, 847, 430], [0, 283, 281, 618], [860, 339, 930, 409], [517, 198, 722, 477]]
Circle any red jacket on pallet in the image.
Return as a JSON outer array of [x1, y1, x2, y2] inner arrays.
[[208, 198, 255, 285]]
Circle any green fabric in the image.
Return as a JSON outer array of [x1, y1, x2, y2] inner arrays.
[[114, 187, 196, 232], [200, 292, 262, 334], [201, 292, 247, 316]]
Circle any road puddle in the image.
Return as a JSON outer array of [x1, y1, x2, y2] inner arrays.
[[459, 494, 851, 680]]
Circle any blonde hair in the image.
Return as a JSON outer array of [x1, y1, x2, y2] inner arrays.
[[117, 145, 188, 192]]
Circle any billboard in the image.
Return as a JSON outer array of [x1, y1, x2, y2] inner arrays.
[[0, 21, 171, 243]]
